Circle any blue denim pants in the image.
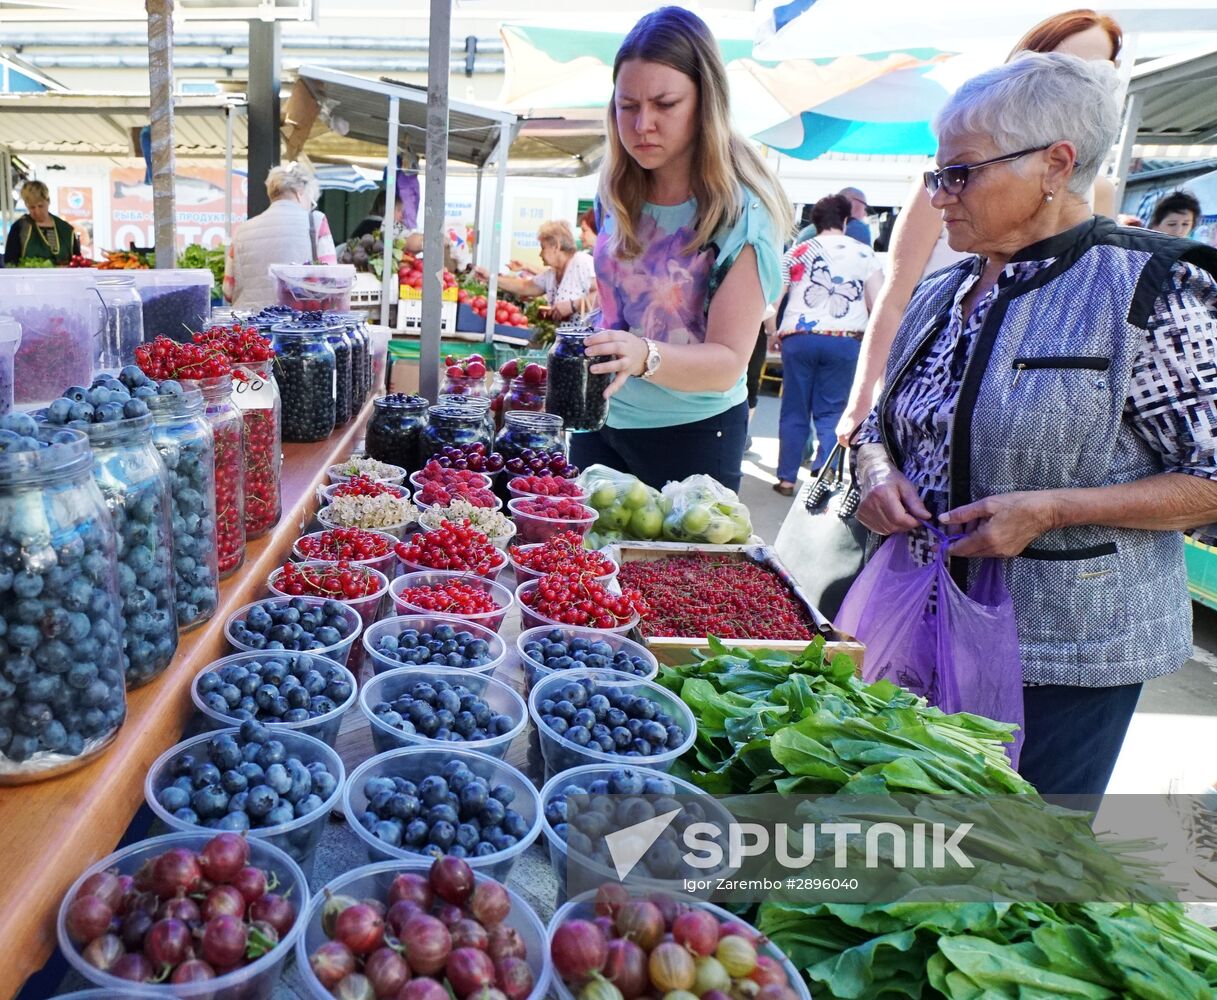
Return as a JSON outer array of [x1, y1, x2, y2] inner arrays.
[[776, 332, 861, 482]]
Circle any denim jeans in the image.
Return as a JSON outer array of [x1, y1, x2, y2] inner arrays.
[[776, 332, 860, 482], [570, 401, 749, 493]]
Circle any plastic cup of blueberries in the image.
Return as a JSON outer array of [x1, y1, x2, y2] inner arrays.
[[290, 528, 398, 578], [389, 569, 515, 633], [294, 859, 553, 1000], [340, 745, 542, 882], [528, 667, 696, 778], [507, 542, 618, 587], [515, 625, 657, 696], [191, 650, 358, 747], [144, 725, 345, 876], [224, 595, 364, 667], [57, 830, 309, 1000], [514, 578, 640, 635], [358, 665, 527, 758], [507, 497, 598, 545], [361, 614, 508, 679], [538, 763, 738, 907]]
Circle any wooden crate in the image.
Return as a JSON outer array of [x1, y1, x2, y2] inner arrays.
[[604, 541, 865, 668]]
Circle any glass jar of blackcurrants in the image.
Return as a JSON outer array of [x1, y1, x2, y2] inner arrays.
[[366, 393, 428, 473], [191, 374, 247, 579], [495, 410, 565, 462], [147, 387, 220, 631], [545, 324, 612, 432], [330, 313, 371, 405], [320, 323, 354, 426], [271, 322, 338, 443], [81, 412, 180, 688], [420, 403, 493, 462], [231, 360, 282, 540], [0, 421, 128, 781]]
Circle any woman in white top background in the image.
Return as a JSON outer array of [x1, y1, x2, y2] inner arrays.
[[478, 220, 597, 322], [769, 193, 882, 495], [832, 8, 1123, 446]]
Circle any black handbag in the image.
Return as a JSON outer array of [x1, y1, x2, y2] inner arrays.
[[773, 442, 871, 621]]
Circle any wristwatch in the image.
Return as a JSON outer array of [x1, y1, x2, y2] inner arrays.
[[639, 337, 662, 380]]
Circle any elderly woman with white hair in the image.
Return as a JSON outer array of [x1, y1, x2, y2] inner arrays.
[[223, 161, 337, 309], [853, 52, 1217, 797]]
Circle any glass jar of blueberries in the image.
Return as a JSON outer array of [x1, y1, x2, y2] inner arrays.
[[147, 386, 220, 632], [366, 393, 428, 473], [0, 419, 128, 782], [193, 374, 247, 579], [271, 322, 337, 443], [419, 403, 492, 463], [321, 322, 354, 426], [329, 312, 371, 405], [439, 393, 496, 445], [495, 411, 565, 463], [81, 412, 180, 688], [545, 323, 612, 432]]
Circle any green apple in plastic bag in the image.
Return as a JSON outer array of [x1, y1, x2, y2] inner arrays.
[[629, 504, 664, 539], [680, 504, 712, 536], [716, 501, 753, 542], [701, 514, 737, 544], [622, 479, 653, 510], [597, 503, 632, 532], [663, 511, 692, 541], [589, 479, 619, 510]]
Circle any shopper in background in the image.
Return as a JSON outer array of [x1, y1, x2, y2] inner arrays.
[[4, 180, 80, 266], [835, 8, 1124, 446], [1150, 190, 1202, 237], [839, 186, 873, 246], [476, 220, 597, 322], [769, 194, 882, 496], [578, 208, 598, 251], [853, 53, 1217, 798], [573, 5, 791, 493], [351, 189, 407, 240], [1117, 213, 1145, 228], [223, 161, 337, 309]]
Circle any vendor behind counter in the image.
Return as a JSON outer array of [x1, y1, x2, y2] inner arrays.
[[3, 180, 80, 267]]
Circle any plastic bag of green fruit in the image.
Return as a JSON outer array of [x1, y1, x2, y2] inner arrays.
[[576, 464, 666, 540], [660, 474, 753, 544]]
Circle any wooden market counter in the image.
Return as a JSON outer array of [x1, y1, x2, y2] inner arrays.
[[0, 398, 376, 1000]]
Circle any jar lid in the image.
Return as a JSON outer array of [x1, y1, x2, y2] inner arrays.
[[0, 316, 21, 346], [427, 403, 483, 420], [271, 320, 344, 336]]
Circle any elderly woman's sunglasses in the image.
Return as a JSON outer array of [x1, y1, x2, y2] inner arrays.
[[922, 145, 1052, 196]]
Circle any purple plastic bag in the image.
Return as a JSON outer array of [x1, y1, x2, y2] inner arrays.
[[835, 528, 1025, 766]]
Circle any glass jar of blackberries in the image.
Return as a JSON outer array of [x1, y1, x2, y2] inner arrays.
[[0, 420, 128, 781], [191, 374, 247, 579], [420, 403, 492, 462], [147, 387, 220, 632], [271, 322, 338, 443], [366, 393, 428, 473], [546, 324, 612, 432], [232, 361, 282, 539], [495, 411, 565, 462], [320, 323, 353, 426], [81, 412, 180, 688]]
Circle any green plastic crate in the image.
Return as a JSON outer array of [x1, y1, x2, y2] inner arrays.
[[1185, 535, 1217, 611]]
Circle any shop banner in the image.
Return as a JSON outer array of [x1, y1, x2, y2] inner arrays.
[[109, 165, 246, 251]]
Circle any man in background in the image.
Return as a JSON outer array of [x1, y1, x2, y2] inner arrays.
[[839, 186, 872, 246]]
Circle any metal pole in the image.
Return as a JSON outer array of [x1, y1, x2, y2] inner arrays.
[[145, 0, 176, 266], [472, 165, 483, 269], [380, 96, 399, 328], [420, 0, 450, 402], [0, 146, 12, 240], [1112, 91, 1143, 211], [247, 19, 281, 217], [483, 121, 510, 347], [224, 104, 234, 241]]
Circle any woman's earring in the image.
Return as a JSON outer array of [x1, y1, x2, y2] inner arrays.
[[1045, 192, 1054, 203]]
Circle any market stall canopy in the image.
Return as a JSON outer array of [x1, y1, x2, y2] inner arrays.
[[498, 22, 954, 140], [1129, 44, 1217, 146], [754, 0, 1217, 61], [0, 92, 246, 157], [286, 65, 518, 169]]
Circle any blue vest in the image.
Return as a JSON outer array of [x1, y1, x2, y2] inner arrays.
[[877, 217, 1217, 686]]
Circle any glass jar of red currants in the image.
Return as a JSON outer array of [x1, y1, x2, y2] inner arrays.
[[191, 374, 246, 578], [232, 360, 281, 539]]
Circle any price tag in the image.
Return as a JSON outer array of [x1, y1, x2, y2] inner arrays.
[[232, 374, 275, 411]]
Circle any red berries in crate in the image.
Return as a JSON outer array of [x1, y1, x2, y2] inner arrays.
[[297, 528, 394, 563], [509, 531, 615, 578], [274, 560, 382, 600], [520, 572, 648, 629], [509, 475, 585, 499], [395, 521, 505, 576]]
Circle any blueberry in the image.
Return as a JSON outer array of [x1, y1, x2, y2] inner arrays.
[[246, 785, 279, 819], [158, 785, 190, 812]]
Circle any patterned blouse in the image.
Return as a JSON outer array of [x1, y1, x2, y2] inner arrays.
[[856, 255, 1217, 558]]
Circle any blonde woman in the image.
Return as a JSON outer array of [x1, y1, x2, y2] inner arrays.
[[576, 6, 792, 492], [476, 220, 597, 321], [4, 180, 79, 266], [223, 161, 337, 309]]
